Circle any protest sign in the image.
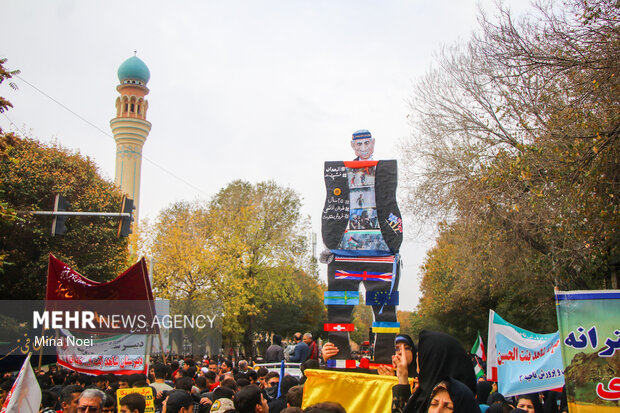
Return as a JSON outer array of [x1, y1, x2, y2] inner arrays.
[[496, 330, 564, 396], [117, 387, 155, 413], [56, 329, 149, 375], [487, 309, 556, 382], [556, 289, 620, 412]]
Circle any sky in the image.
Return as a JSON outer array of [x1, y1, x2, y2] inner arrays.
[[1, 0, 529, 311]]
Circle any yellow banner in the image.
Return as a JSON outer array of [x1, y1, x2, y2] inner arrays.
[[116, 387, 155, 413], [302, 369, 414, 413]]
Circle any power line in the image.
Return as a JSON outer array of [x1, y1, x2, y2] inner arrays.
[[12, 74, 211, 197]]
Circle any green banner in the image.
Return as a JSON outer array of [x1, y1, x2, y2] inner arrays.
[[555, 290, 620, 412]]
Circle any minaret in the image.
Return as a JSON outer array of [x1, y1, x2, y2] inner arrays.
[[111, 54, 151, 228]]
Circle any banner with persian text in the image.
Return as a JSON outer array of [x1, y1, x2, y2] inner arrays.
[[56, 329, 148, 375], [487, 309, 557, 382], [555, 289, 620, 412], [496, 330, 564, 396]]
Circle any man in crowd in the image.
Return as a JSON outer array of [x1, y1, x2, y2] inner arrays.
[[238, 360, 250, 374], [235, 385, 269, 413], [289, 333, 310, 363], [77, 388, 105, 413], [60, 384, 84, 413], [219, 359, 233, 376], [119, 393, 146, 413], [163, 390, 195, 413], [303, 333, 318, 361], [268, 375, 299, 413], [265, 335, 284, 362], [151, 363, 173, 393]]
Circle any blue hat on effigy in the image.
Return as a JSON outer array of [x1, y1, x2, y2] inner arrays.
[[352, 129, 372, 140]]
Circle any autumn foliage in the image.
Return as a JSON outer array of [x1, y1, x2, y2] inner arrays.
[[401, 0, 619, 342]]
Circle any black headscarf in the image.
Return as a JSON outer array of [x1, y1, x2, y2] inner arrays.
[[438, 377, 482, 413], [395, 334, 418, 378], [403, 330, 477, 413], [516, 394, 543, 413], [476, 380, 493, 405], [487, 392, 506, 405]]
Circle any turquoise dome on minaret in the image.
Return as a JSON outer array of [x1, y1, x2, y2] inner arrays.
[[117, 55, 150, 84]]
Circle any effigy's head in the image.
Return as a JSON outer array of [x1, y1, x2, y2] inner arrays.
[[351, 129, 375, 160]]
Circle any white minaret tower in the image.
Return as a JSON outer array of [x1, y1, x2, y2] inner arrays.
[[110, 54, 151, 228]]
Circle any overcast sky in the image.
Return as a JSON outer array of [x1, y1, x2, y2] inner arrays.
[[1, 0, 528, 311]]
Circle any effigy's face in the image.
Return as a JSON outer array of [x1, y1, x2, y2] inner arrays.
[[351, 138, 375, 160]]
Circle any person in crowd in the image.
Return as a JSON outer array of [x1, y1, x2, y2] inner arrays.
[[204, 371, 219, 392], [152, 363, 174, 393], [208, 360, 219, 376], [237, 377, 252, 389], [281, 408, 303, 413], [377, 334, 418, 378], [286, 385, 303, 409], [119, 392, 146, 413], [302, 401, 346, 413], [302, 334, 318, 361], [175, 376, 212, 412], [268, 375, 300, 413], [299, 359, 319, 386], [235, 385, 269, 413], [40, 390, 58, 413], [246, 369, 259, 386], [163, 390, 195, 413], [476, 380, 493, 411], [515, 394, 543, 413], [392, 330, 477, 413], [102, 393, 117, 413], [118, 377, 131, 389], [257, 368, 269, 390], [208, 397, 235, 413], [212, 386, 236, 403], [427, 378, 481, 413], [60, 384, 84, 413], [76, 374, 93, 389], [238, 360, 250, 374], [263, 372, 280, 402], [289, 333, 310, 363], [486, 401, 515, 413], [77, 388, 105, 413], [266, 335, 285, 362], [93, 376, 107, 392], [487, 391, 505, 406], [195, 376, 208, 395], [220, 360, 234, 376]]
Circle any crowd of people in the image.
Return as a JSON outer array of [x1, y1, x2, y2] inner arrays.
[[0, 330, 568, 413]]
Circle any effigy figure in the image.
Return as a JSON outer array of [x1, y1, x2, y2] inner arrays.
[[321, 129, 403, 365]]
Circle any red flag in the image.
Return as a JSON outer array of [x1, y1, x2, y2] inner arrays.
[[324, 323, 354, 332], [45, 254, 157, 334], [46, 254, 153, 301]]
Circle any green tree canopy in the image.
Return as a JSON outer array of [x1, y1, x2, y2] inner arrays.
[[0, 133, 130, 299], [144, 180, 325, 357]]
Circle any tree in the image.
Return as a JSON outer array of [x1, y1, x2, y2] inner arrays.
[[145, 180, 325, 357], [0, 134, 130, 299], [0, 58, 21, 272], [401, 0, 619, 336]]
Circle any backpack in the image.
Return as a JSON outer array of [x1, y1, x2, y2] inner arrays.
[[284, 344, 296, 361]]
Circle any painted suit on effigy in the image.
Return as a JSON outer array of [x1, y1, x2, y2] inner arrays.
[[321, 130, 403, 364]]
